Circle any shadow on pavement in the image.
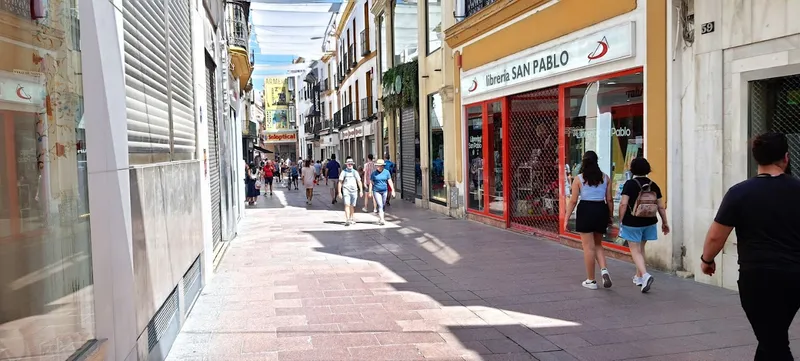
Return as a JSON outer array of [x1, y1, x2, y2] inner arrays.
[[302, 199, 764, 361]]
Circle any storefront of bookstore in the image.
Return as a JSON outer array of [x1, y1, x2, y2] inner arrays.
[[453, 0, 667, 253]]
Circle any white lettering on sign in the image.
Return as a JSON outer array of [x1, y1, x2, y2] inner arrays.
[[566, 126, 632, 139], [462, 22, 635, 97]]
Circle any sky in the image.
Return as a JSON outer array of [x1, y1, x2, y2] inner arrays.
[[249, 0, 343, 92]]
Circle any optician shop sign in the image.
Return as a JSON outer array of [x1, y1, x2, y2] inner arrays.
[[462, 22, 635, 97], [265, 132, 297, 143]]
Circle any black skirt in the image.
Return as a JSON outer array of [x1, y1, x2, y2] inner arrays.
[[575, 200, 610, 234]]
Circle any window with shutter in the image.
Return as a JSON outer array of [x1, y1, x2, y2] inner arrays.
[[123, 0, 196, 164]]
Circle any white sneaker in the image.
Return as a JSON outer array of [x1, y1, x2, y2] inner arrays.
[[362, 207, 368, 212], [582, 280, 598, 290], [641, 273, 654, 293], [633, 276, 643, 286], [378, 219, 385, 226], [601, 268, 612, 288]]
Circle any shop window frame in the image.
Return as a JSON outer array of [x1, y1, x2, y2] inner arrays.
[[557, 66, 644, 253], [463, 97, 510, 223], [428, 92, 446, 206]]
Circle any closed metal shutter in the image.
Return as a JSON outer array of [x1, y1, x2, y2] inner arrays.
[[400, 107, 416, 201], [206, 59, 222, 250], [123, 0, 195, 163]]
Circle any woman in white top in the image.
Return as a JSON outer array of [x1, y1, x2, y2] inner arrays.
[[564, 151, 613, 290], [301, 159, 317, 205]]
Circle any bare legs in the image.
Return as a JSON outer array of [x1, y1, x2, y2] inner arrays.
[[580, 232, 609, 281], [629, 241, 648, 278]]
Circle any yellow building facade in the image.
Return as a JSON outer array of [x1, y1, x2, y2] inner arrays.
[[442, 0, 670, 265]]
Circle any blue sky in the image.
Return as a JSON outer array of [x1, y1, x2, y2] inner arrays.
[[251, 38, 296, 91]]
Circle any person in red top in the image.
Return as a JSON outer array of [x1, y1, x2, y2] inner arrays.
[[262, 160, 275, 196]]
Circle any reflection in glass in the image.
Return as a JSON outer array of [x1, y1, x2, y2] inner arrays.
[[380, 13, 388, 74], [564, 72, 645, 246], [426, 0, 442, 53], [429, 94, 446, 204], [393, 0, 419, 65], [0, 2, 94, 359], [467, 106, 484, 211], [487, 102, 504, 216]]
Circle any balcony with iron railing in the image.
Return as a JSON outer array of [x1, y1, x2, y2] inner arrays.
[[304, 121, 312, 134], [348, 44, 357, 67], [342, 103, 353, 126], [320, 79, 328, 92], [465, 0, 497, 17], [226, 0, 252, 91], [360, 96, 375, 120], [360, 30, 369, 56], [313, 121, 322, 136], [333, 110, 342, 128]]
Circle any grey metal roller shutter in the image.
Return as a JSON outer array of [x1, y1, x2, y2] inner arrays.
[[167, 0, 196, 157], [206, 59, 222, 250], [400, 107, 416, 201], [123, 0, 195, 163]]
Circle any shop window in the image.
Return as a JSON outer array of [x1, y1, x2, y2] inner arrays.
[[749, 74, 800, 178], [0, 2, 94, 359], [487, 102, 504, 216], [429, 93, 446, 204], [563, 71, 645, 247], [467, 105, 484, 211]]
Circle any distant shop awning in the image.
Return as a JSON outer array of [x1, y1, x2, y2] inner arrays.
[[254, 145, 273, 153]]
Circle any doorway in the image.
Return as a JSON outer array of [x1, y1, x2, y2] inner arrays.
[[508, 87, 560, 236]]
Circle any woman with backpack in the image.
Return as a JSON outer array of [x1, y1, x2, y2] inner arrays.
[[618, 157, 670, 293], [564, 151, 613, 290]]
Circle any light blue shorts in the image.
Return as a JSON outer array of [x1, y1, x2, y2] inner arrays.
[[342, 191, 358, 206], [620, 224, 658, 243]]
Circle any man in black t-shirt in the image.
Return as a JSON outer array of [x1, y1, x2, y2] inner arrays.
[[702, 132, 800, 361]]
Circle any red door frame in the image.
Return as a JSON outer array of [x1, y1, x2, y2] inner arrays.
[[463, 97, 510, 224], [557, 66, 644, 252]]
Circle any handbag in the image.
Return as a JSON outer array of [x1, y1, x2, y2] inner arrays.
[[255, 180, 262, 189]]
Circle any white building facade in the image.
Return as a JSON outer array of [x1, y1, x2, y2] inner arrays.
[[335, 0, 379, 167], [670, 0, 800, 290]]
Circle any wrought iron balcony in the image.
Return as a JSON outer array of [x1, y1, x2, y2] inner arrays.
[[304, 121, 312, 134], [360, 96, 375, 120], [226, 1, 249, 50], [320, 79, 328, 92], [360, 30, 369, 56], [342, 104, 353, 126], [333, 111, 342, 128], [465, 0, 497, 17], [348, 44, 357, 66]]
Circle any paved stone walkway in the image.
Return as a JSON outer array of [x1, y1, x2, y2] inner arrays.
[[166, 183, 800, 361]]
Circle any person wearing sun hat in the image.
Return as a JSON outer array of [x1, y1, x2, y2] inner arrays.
[[369, 158, 396, 225], [338, 157, 363, 226]]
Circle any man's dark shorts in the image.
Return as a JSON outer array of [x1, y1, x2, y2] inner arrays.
[[264, 177, 273, 185]]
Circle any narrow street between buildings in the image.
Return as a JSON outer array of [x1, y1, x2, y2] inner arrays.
[[166, 185, 799, 361]]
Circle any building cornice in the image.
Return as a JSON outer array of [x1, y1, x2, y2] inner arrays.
[[335, 2, 356, 36], [444, 0, 548, 49]]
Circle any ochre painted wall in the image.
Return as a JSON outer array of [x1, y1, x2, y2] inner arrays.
[[646, 0, 667, 203], [460, 0, 637, 71]]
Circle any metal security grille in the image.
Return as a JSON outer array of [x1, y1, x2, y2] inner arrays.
[[182, 255, 202, 314], [206, 59, 222, 251], [401, 107, 417, 201], [147, 287, 178, 352], [749, 75, 800, 178], [509, 87, 560, 236]]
